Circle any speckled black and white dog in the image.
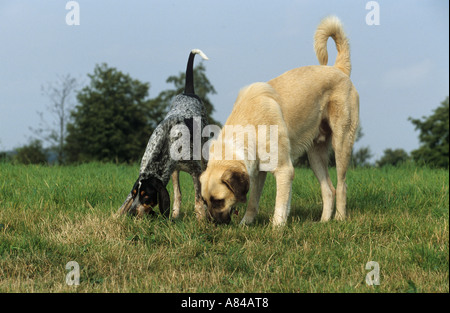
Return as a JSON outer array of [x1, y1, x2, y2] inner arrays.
[[118, 49, 209, 220]]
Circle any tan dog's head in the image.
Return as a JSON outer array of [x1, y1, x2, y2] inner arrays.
[[200, 164, 250, 224]]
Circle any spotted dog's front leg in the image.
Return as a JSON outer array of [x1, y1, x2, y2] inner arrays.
[[171, 170, 182, 219], [192, 172, 206, 220]]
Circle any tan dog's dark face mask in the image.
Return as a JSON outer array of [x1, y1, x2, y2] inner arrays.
[[200, 166, 250, 224]]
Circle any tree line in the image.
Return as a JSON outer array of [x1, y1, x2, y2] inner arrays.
[[1, 62, 218, 165], [1, 62, 448, 169]]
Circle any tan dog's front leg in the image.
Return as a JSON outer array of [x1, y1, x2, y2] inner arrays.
[[240, 171, 267, 225], [272, 165, 294, 227]]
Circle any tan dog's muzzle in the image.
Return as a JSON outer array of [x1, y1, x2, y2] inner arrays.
[[207, 205, 238, 225], [207, 209, 231, 224]]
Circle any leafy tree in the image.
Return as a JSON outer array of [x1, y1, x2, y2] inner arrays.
[[150, 62, 221, 126], [351, 146, 373, 167], [409, 97, 449, 168], [0, 151, 12, 162], [376, 148, 410, 167], [14, 139, 48, 165], [65, 64, 152, 163], [350, 126, 373, 167]]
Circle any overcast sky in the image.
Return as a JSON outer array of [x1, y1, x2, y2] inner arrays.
[[0, 0, 448, 162]]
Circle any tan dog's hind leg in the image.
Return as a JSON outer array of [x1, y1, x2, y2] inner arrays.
[[332, 137, 352, 221], [272, 164, 295, 227], [333, 154, 350, 220], [171, 171, 182, 219], [308, 140, 336, 222], [240, 171, 267, 225], [330, 94, 359, 221]]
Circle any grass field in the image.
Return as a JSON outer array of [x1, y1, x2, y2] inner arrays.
[[0, 162, 448, 293]]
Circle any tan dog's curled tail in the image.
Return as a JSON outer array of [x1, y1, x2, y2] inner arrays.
[[314, 16, 351, 76]]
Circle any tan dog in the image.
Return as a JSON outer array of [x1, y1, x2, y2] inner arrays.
[[200, 16, 359, 226]]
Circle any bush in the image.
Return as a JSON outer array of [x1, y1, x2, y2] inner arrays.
[[14, 139, 48, 165]]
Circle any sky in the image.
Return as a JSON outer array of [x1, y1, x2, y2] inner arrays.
[[0, 0, 448, 162]]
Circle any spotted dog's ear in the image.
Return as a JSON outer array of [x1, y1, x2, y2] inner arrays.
[[148, 177, 171, 218], [221, 168, 250, 203]]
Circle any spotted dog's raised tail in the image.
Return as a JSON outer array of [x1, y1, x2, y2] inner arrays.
[[184, 49, 209, 95], [314, 16, 351, 77]]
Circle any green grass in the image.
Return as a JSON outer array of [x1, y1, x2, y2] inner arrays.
[[0, 163, 448, 292]]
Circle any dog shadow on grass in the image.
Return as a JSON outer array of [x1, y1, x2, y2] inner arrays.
[[236, 204, 324, 227], [135, 201, 324, 226], [288, 205, 323, 223]]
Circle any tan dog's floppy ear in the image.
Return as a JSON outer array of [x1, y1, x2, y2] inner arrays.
[[221, 168, 250, 203]]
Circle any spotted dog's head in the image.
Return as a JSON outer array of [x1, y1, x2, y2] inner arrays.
[[128, 177, 170, 218]]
